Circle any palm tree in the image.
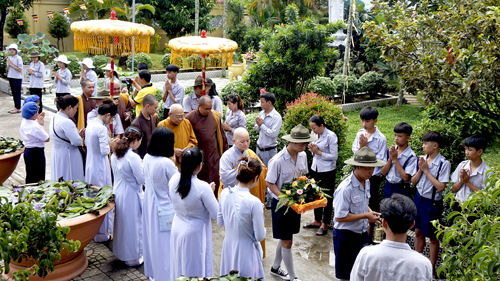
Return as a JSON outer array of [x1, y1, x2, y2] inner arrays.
[[68, 0, 125, 20], [111, 3, 155, 22]]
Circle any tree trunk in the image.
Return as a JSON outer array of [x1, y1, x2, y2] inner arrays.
[[195, 0, 199, 35], [62, 38, 65, 52], [0, 10, 7, 49], [397, 78, 404, 110], [57, 39, 60, 51]]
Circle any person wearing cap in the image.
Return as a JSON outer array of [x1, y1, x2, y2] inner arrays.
[[27, 51, 45, 113], [88, 88, 125, 138], [183, 75, 213, 113], [265, 124, 317, 281], [333, 146, 386, 281], [102, 63, 119, 88], [53, 55, 73, 98], [129, 70, 157, 118], [20, 102, 49, 184], [7, 44, 23, 114], [23, 95, 41, 108], [79, 58, 98, 97], [162, 64, 185, 120]]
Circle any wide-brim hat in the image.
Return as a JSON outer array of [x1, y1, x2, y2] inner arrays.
[[90, 88, 119, 100], [193, 75, 214, 87], [102, 63, 112, 71], [7, 44, 18, 51], [79, 58, 95, 68], [344, 147, 386, 167], [30, 51, 41, 57], [55, 55, 70, 64], [282, 124, 318, 143]]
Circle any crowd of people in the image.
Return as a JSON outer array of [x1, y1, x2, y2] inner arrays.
[[10, 42, 492, 281]]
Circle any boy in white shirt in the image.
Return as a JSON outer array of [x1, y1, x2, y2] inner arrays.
[[20, 102, 50, 184]]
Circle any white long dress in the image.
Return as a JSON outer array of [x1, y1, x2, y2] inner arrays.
[[111, 149, 145, 262], [50, 112, 84, 181], [143, 154, 179, 281], [218, 186, 266, 280], [169, 174, 219, 280], [84, 118, 113, 241]]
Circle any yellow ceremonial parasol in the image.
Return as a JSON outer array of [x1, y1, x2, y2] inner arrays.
[[168, 30, 238, 95], [70, 11, 155, 135]]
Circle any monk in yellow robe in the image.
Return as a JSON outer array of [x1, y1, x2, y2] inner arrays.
[[157, 104, 198, 169], [219, 127, 268, 257]]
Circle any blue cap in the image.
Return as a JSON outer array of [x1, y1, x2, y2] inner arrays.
[[22, 102, 39, 119], [23, 95, 40, 105]]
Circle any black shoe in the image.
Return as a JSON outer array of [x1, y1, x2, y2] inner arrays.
[[270, 266, 290, 280]]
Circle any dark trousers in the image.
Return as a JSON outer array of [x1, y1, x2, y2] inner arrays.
[[29, 88, 43, 113], [163, 108, 170, 121], [369, 175, 383, 212], [9, 78, 22, 109], [333, 229, 369, 279], [310, 169, 336, 225], [23, 147, 46, 184], [383, 181, 410, 198]]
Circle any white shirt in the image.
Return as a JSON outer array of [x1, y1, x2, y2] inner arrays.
[[55, 68, 72, 93], [451, 160, 491, 203], [83, 69, 98, 96], [7, 54, 23, 79], [333, 172, 370, 233], [350, 240, 432, 281], [415, 153, 451, 200], [265, 147, 308, 199], [211, 96, 223, 114], [182, 92, 199, 113], [386, 146, 418, 184], [163, 80, 185, 109], [254, 108, 282, 149], [20, 119, 49, 148], [220, 145, 247, 189], [87, 108, 125, 137], [311, 128, 338, 172], [225, 109, 247, 145], [28, 61, 46, 88], [352, 127, 388, 176]]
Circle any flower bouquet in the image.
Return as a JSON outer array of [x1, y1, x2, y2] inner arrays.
[[276, 175, 330, 214]]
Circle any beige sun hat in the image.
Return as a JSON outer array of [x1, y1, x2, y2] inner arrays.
[[90, 88, 119, 99], [7, 44, 18, 51], [282, 124, 318, 143], [55, 55, 71, 64], [79, 58, 95, 68], [102, 63, 112, 71], [344, 147, 386, 167]]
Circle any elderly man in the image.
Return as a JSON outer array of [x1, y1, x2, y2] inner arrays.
[[157, 104, 198, 169], [183, 75, 214, 113], [73, 79, 96, 131], [186, 95, 228, 194], [79, 58, 98, 97], [131, 94, 158, 158]]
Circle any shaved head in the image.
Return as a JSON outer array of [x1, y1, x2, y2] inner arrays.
[[168, 104, 185, 126], [199, 95, 212, 106], [233, 128, 250, 152], [233, 127, 249, 141], [170, 103, 183, 114]]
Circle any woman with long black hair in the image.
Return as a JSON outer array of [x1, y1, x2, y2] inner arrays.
[[169, 147, 219, 280]]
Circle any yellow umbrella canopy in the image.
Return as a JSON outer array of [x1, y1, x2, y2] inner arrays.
[[71, 19, 155, 55], [168, 30, 238, 69]]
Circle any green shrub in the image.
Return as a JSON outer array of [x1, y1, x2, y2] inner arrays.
[[54, 55, 81, 76], [126, 52, 153, 70], [435, 167, 500, 280], [284, 4, 299, 24], [246, 112, 287, 153], [155, 88, 164, 121], [0, 51, 9, 76], [161, 53, 171, 69], [4, 10, 29, 39], [330, 74, 360, 101], [242, 27, 271, 53], [150, 34, 161, 53], [408, 118, 464, 170], [220, 80, 255, 109], [358, 71, 388, 95], [307, 76, 338, 97], [283, 92, 348, 177], [92, 55, 111, 77], [228, 24, 248, 52]]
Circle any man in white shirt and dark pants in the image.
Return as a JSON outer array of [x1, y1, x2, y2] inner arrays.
[[350, 193, 432, 281], [162, 64, 185, 120]]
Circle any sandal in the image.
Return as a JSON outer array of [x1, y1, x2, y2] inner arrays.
[[8, 109, 20, 114], [316, 227, 328, 236], [303, 222, 321, 229]]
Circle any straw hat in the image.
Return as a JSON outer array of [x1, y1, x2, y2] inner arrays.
[[55, 55, 71, 64], [282, 124, 318, 143], [344, 147, 386, 167], [79, 58, 95, 68], [193, 75, 214, 87]]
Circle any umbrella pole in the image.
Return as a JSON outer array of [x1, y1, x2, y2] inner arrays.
[[109, 40, 114, 138], [202, 54, 206, 95]]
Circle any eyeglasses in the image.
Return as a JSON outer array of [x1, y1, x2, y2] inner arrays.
[[172, 114, 184, 119]]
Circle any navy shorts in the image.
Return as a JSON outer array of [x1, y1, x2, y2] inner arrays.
[[383, 181, 410, 198], [414, 191, 443, 239], [271, 198, 301, 240], [333, 228, 369, 279]]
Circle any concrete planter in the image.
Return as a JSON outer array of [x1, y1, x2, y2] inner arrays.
[[0, 147, 24, 185]]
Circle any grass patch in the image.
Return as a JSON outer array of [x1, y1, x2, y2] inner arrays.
[[61, 51, 166, 71], [483, 140, 500, 169]]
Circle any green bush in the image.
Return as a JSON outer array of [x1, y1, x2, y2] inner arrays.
[[4, 10, 29, 39], [284, 4, 299, 24], [54, 55, 82, 76], [220, 80, 255, 109], [161, 53, 171, 69], [307, 76, 338, 97], [408, 118, 464, 170], [246, 112, 287, 153], [155, 88, 164, 121], [126, 52, 153, 70], [330, 74, 360, 101], [435, 167, 500, 280], [358, 71, 388, 95], [92, 55, 111, 77], [228, 24, 248, 52], [283, 92, 348, 176], [0, 51, 9, 76], [150, 34, 161, 53], [241, 27, 271, 53], [244, 19, 344, 111]]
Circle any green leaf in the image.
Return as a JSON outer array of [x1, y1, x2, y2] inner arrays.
[[42, 39, 50, 45], [472, 252, 487, 265], [35, 32, 45, 39]]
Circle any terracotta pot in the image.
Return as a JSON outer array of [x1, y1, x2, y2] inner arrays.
[[2, 201, 115, 281], [0, 147, 24, 185]]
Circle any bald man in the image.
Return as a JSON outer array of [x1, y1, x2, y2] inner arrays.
[[157, 104, 198, 169], [186, 95, 228, 194]]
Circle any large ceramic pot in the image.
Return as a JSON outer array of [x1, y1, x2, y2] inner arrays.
[[3, 201, 115, 281], [0, 147, 24, 185]]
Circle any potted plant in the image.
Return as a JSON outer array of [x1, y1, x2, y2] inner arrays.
[[1, 180, 115, 281], [0, 136, 24, 185], [14, 32, 59, 81]]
